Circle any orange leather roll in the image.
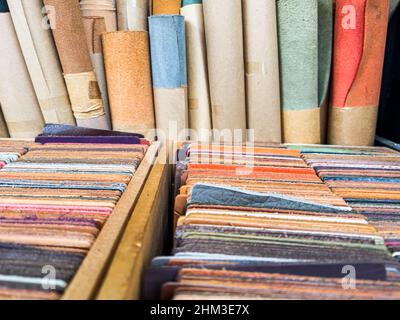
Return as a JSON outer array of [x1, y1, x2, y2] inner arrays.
[[102, 31, 155, 136], [150, 0, 181, 15], [328, 0, 389, 146]]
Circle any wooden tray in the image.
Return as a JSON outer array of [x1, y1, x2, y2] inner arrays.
[[95, 144, 171, 300]]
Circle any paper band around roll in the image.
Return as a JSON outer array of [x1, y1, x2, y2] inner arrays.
[[243, 0, 281, 143], [153, 87, 189, 141], [82, 16, 112, 129], [6, 0, 75, 125], [117, 0, 148, 31], [203, 0, 246, 135], [102, 31, 155, 136], [283, 108, 321, 144], [328, 106, 378, 146], [64, 71, 105, 120], [180, 2, 212, 138], [319, 96, 328, 143]]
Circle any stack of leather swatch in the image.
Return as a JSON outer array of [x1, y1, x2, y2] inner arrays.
[[0, 138, 147, 299], [0, 140, 30, 168], [146, 143, 400, 300], [175, 144, 350, 208], [297, 144, 400, 260]]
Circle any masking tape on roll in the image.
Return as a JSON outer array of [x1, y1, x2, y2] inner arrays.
[[64, 71, 105, 119]]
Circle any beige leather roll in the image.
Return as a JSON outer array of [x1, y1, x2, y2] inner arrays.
[[116, 0, 148, 31], [203, 0, 247, 140], [181, 2, 212, 141], [7, 0, 75, 125], [0, 12, 44, 138], [80, 0, 117, 31], [243, 0, 281, 143]]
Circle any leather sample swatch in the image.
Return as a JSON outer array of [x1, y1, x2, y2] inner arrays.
[[35, 136, 141, 144], [166, 269, 400, 300], [377, 1, 400, 143], [148, 15, 188, 141], [144, 263, 388, 299], [328, 0, 390, 146], [181, 0, 212, 141], [277, 0, 320, 144], [40, 123, 144, 138], [43, 0, 109, 130], [150, 0, 181, 15], [80, 0, 117, 31], [116, 0, 148, 31], [82, 16, 112, 128], [7, 0, 75, 126], [203, 0, 246, 140], [243, 0, 281, 143], [0, 8, 44, 138], [103, 31, 155, 136]]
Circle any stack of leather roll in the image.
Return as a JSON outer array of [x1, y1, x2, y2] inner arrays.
[[0, 0, 396, 145]]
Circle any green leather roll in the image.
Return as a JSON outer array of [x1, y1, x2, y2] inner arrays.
[[277, 0, 320, 144]]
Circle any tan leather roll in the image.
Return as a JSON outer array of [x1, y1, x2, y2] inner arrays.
[[102, 31, 155, 136], [43, 0, 108, 129]]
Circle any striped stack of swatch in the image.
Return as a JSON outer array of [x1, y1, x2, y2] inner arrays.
[[296, 145, 400, 260], [0, 140, 29, 168], [175, 144, 349, 208], [0, 140, 147, 299], [147, 143, 400, 300]]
